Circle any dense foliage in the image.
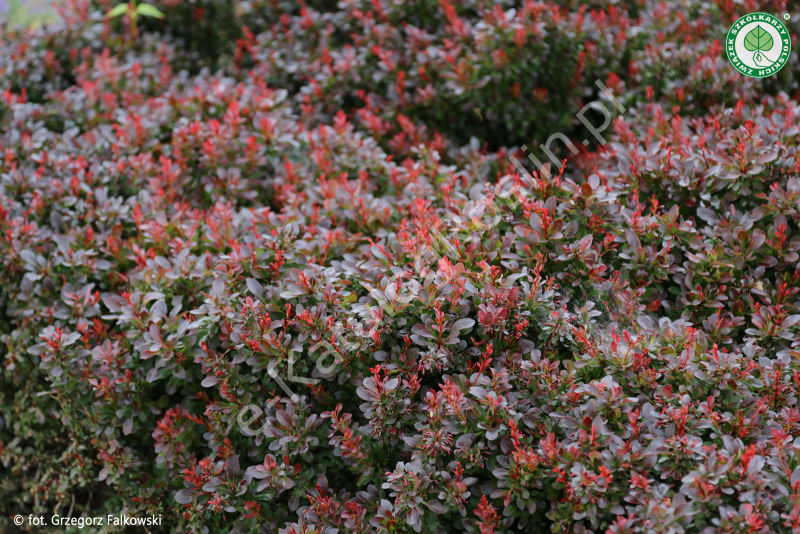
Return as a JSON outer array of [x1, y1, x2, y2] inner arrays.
[[2, 0, 800, 533]]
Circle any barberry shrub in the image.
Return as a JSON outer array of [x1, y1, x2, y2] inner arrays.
[[2, 1, 800, 534]]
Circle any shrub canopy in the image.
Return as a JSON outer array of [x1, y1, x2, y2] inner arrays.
[[2, 1, 800, 533]]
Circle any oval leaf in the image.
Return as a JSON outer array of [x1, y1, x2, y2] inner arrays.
[[136, 3, 165, 18]]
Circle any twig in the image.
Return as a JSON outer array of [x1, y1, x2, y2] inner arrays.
[[67, 493, 75, 518]]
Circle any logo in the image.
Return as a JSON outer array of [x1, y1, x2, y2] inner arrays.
[[726, 12, 791, 78]]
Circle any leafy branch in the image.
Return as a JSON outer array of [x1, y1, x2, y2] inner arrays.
[[105, 0, 165, 41]]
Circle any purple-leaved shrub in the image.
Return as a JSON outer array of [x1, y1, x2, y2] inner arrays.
[[2, 0, 800, 533]]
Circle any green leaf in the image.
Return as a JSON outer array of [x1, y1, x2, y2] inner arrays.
[[105, 3, 130, 18], [743, 25, 774, 52], [136, 3, 165, 18]]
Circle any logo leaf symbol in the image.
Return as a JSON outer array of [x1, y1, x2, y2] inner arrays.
[[744, 25, 774, 52]]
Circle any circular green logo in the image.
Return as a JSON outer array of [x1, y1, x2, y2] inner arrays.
[[726, 12, 791, 78]]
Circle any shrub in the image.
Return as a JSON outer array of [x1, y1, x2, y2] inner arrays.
[[2, 1, 800, 533]]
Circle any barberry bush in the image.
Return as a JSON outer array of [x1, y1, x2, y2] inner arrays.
[[2, 0, 800, 533]]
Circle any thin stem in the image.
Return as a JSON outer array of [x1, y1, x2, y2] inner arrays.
[[130, 0, 137, 40]]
